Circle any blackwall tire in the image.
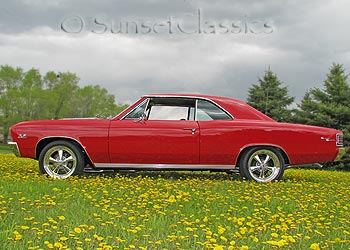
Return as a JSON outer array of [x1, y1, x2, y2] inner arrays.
[[39, 140, 85, 179], [240, 147, 284, 182]]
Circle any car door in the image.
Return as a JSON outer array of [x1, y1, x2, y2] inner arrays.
[[108, 97, 200, 164]]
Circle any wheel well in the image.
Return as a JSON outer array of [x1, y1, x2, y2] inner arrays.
[[36, 138, 92, 165], [236, 145, 290, 167]]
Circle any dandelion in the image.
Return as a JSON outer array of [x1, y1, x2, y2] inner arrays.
[[13, 231, 22, 241], [310, 243, 321, 250], [57, 216, 65, 221]]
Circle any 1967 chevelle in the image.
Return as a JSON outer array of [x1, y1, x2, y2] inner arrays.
[[9, 94, 345, 182]]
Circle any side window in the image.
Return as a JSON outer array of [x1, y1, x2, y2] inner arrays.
[[196, 100, 232, 120], [148, 106, 189, 120], [123, 99, 148, 119], [147, 98, 196, 120]]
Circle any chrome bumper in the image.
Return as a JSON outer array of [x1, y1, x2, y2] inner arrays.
[[7, 142, 21, 157], [335, 147, 346, 161]]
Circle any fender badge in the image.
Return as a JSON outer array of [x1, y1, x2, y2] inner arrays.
[[18, 134, 27, 139]]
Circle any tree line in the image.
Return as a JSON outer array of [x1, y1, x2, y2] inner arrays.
[[1, 63, 349, 169], [247, 63, 350, 169], [0, 65, 127, 142]]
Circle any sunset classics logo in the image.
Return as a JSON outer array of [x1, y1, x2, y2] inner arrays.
[[60, 9, 274, 35]]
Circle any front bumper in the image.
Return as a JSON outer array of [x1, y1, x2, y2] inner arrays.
[[7, 142, 21, 157], [335, 147, 346, 161]]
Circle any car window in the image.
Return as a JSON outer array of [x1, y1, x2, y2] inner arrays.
[[148, 106, 190, 120], [196, 99, 232, 120], [123, 99, 148, 119]]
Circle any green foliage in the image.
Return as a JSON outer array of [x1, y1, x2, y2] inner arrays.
[[0, 144, 11, 153], [294, 63, 350, 169], [247, 68, 295, 122], [0, 65, 126, 142]]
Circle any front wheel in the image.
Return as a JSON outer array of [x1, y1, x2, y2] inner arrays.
[[240, 147, 285, 182], [39, 140, 85, 179]]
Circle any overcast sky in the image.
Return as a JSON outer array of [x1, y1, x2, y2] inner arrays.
[[1, 0, 350, 105]]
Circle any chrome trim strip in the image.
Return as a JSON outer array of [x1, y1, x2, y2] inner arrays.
[[141, 95, 234, 120], [35, 136, 94, 163], [195, 99, 198, 121], [120, 98, 149, 120], [238, 143, 291, 165], [8, 142, 21, 157], [94, 163, 236, 170]]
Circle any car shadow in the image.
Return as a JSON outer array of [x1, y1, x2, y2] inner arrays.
[[84, 170, 243, 182]]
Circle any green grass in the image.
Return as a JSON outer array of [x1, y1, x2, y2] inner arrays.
[[1, 154, 350, 249], [0, 143, 12, 154]]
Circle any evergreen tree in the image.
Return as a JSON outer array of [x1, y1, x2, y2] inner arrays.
[[295, 63, 350, 169], [247, 68, 294, 122]]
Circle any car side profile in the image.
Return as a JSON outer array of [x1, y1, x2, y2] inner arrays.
[[9, 94, 345, 182]]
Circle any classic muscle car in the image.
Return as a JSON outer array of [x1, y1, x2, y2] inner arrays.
[[8, 94, 345, 182]]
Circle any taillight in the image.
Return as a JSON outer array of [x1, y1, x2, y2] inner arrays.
[[336, 133, 344, 146]]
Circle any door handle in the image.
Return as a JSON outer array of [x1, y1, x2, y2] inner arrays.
[[184, 128, 196, 134]]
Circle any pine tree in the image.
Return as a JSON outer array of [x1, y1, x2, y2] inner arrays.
[[295, 63, 350, 169], [247, 68, 294, 122]]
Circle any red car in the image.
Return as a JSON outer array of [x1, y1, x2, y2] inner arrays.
[[8, 94, 345, 182]]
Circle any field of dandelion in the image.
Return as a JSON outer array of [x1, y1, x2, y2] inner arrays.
[[1, 153, 350, 250]]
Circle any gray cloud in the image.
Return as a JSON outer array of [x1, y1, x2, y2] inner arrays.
[[0, 0, 350, 105]]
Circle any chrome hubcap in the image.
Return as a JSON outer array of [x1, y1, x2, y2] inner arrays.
[[248, 150, 281, 182], [43, 146, 77, 179]]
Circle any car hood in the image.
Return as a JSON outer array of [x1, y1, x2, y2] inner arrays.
[[11, 118, 109, 129]]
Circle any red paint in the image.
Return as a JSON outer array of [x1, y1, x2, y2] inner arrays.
[[10, 94, 344, 167]]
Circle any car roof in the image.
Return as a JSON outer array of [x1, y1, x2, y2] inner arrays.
[[144, 93, 239, 102], [143, 93, 275, 121]]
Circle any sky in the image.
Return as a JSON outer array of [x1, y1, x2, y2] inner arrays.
[[1, 0, 350, 105]]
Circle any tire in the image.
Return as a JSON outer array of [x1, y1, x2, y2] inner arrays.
[[239, 147, 285, 182], [39, 140, 85, 179]]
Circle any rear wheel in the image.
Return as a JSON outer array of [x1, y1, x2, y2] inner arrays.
[[39, 140, 85, 179], [240, 147, 284, 182]]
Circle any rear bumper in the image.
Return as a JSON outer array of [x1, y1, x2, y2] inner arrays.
[[7, 142, 21, 157], [335, 147, 346, 161]]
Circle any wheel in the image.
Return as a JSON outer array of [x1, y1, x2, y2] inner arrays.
[[240, 147, 285, 182], [39, 140, 85, 179]]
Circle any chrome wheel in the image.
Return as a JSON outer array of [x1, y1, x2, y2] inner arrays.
[[43, 146, 77, 178], [240, 147, 285, 182], [39, 140, 84, 179]]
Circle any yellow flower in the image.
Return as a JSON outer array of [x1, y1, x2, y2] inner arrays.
[[74, 227, 82, 234], [220, 236, 228, 242], [271, 232, 279, 238], [310, 243, 321, 250], [13, 231, 22, 241], [54, 242, 63, 248], [59, 236, 68, 241], [57, 216, 65, 221], [213, 246, 224, 250]]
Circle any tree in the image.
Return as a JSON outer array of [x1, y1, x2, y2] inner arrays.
[[295, 63, 350, 169], [0, 65, 127, 143], [43, 71, 79, 119], [18, 68, 43, 120], [70, 85, 118, 118], [247, 68, 295, 122], [0, 65, 23, 142]]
